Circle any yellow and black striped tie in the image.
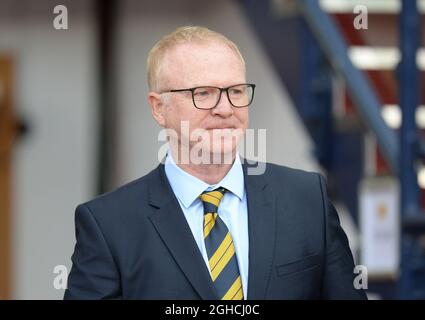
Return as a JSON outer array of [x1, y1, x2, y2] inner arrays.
[[200, 187, 244, 300]]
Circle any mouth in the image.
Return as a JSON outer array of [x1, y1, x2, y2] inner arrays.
[[205, 127, 236, 130]]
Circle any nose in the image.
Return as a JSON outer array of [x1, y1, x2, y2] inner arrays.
[[211, 90, 234, 118]]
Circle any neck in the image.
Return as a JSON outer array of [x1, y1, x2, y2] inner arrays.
[[178, 161, 234, 185], [169, 145, 236, 185]]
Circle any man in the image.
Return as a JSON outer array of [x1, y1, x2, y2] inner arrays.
[[64, 26, 366, 300]]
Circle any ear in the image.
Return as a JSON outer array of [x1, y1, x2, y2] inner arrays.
[[148, 91, 166, 127]]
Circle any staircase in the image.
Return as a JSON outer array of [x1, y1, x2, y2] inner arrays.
[[241, 0, 425, 299]]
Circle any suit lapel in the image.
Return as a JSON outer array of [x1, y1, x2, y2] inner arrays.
[[147, 164, 217, 300], [146, 161, 277, 300], [243, 162, 277, 300]]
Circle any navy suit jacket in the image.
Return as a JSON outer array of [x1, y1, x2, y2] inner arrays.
[[64, 162, 367, 300]]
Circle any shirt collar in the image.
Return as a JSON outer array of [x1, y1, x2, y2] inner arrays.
[[164, 149, 245, 209]]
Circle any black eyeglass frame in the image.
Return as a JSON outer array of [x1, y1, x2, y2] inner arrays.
[[160, 83, 256, 110]]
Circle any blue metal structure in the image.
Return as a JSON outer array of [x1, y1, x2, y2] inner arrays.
[[398, 0, 425, 299], [241, 1, 364, 224], [241, 0, 425, 298], [298, 20, 333, 169], [298, 20, 364, 223]]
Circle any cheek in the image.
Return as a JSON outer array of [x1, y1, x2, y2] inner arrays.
[[163, 99, 186, 126], [236, 109, 249, 128], [184, 108, 208, 130], [163, 106, 179, 130], [165, 103, 206, 135]]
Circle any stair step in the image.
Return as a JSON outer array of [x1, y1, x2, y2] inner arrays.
[[332, 13, 425, 47], [349, 47, 425, 70], [320, 0, 425, 14]]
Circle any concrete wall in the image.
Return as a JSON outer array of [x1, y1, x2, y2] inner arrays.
[[0, 0, 97, 299]]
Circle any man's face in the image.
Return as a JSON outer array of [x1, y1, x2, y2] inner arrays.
[[152, 40, 249, 163]]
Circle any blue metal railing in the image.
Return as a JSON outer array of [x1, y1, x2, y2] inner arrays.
[[296, 0, 425, 299], [398, 0, 425, 299]]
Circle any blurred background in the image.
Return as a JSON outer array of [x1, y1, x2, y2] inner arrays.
[[0, 0, 424, 299]]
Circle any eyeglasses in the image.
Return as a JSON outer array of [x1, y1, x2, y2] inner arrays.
[[160, 83, 256, 110]]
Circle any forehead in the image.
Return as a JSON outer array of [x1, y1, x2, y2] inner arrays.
[[160, 40, 245, 88]]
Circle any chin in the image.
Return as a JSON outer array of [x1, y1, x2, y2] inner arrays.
[[188, 129, 241, 164], [208, 137, 238, 163]]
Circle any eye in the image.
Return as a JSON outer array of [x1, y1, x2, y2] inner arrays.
[[194, 89, 210, 97], [193, 87, 217, 100], [229, 87, 245, 96], [229, 88, 242, 95]]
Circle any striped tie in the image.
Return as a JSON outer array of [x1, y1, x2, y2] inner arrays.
[[200, 187, 244, 300]]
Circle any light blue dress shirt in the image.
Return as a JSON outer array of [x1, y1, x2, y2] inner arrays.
[[164, 150, 249, 298]]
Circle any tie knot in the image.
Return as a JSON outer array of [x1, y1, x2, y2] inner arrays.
[[199, 187, 227, 214]]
